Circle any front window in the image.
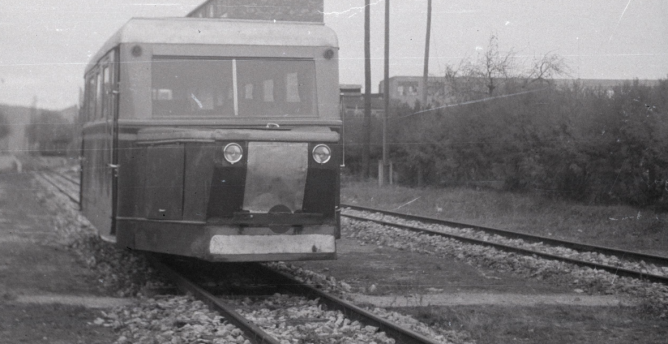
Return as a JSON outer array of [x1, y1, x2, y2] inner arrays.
[[151, 57, 317, 118]]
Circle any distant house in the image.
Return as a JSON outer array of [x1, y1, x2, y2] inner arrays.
[[379, 76, 662, 108], [379, 76, 448, 108], [340, 85, 384, 119], [339, 84, 362, 96]]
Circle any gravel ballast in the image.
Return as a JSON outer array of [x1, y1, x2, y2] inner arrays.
[[35, 175, 254, 343], [341, 214, 668, 318], [36, 173, 472, 343], [344, 209, 668, 277]]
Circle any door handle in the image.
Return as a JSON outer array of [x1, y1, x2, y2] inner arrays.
[[108, 164, 119, 177]]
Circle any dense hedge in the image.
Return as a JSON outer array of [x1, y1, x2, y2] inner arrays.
[[0, 110, 10, 142], [346, 78, 668, 210]]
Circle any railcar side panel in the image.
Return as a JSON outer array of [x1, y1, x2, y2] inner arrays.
[[82, 127, 114, 237], [81, 49, 119, 240]]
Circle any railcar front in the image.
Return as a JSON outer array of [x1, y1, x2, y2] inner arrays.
[[82, 18, 341, 262]]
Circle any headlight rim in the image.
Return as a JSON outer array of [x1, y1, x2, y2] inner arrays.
[[312, 144, 332, 165], [223, 142, 244, 165]]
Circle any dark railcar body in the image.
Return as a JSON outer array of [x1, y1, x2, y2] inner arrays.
[[81, 18, 341, 262]]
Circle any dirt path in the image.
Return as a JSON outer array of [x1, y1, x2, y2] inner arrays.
[[295, 237, 575, 296], [0, 171, 121, 344], [300, 238, 636, 307], [349, 292, 636, 307]]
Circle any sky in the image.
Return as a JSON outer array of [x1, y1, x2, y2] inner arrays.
[[0, 0, 666, 110]]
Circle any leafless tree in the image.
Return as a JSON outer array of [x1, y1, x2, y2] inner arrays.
[[445, 35, 517, 99], [445, 35, 569, 101], [478, 35, 516, 95], [525, 52, 571, 85]]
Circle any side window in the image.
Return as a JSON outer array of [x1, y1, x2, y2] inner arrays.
[[101, 65, 110, 119], [84, 75, 95, 123], [95, 72, 104, 120]]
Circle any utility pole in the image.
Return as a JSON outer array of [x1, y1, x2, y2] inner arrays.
[[362, 0, 371, 179], [381, 0, 390, 186], [422, 0, 432, 107]]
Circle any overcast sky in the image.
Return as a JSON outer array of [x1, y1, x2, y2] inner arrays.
[[0, 0, 666, 109]]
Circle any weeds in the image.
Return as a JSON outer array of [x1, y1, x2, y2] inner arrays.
[[402, 304, 668, 344], [342, 180, 668, 255]]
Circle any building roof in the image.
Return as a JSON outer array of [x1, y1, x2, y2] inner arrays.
[[187, 0, 324, 23], [87, 17, 338, 73]]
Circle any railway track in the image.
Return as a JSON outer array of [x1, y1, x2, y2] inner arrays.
[[54, 168, 79, 185], [341, 204, 668, 285], [37, 169, 668, 334], [151, 256, 444, 344], [34, 171, 80, 204], [40, 170, 668, 285], [39, 170, 668, 284], [35, 172, 447, 343]]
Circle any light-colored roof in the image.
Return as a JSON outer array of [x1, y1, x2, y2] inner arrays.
[[86, 17, 338, 73]]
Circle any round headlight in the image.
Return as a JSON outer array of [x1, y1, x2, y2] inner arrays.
[[312, 144, 332, 164], [223, 143, 243, 164]]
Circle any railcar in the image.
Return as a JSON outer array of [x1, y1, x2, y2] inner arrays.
[[80, 17, 341, 262]]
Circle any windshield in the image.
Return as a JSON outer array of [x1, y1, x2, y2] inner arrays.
[[151, 57, 317, 118]]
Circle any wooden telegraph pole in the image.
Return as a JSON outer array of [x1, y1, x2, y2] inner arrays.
[[362, 0, 371, 179], [381, 0, 390, 186], [422, 0, 432, 107]]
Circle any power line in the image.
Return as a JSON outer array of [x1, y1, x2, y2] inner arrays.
[[397, 87, 550, 119]]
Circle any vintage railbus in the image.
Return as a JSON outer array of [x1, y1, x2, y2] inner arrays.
[[80, 16, 341, 261]]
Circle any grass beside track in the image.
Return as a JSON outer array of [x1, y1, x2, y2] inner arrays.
[[400, 304, 667, 344], [342, 180, 668, 257], [342, 179, 668, 342]]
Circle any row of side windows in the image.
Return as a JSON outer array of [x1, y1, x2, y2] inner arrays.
[[83, 52, 115, 123]]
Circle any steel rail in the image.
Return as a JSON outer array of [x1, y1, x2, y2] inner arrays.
[[152, 258, 441, 344], [252, 264, 442, 344], [50, 172, 78, 189], [148, 256, 281, 344], [342, 210, 668, 285], [53, 170, 79, 185], [342, 204, 668, 267], [35, 172, 79, 204], [49, 173, 80, 203]]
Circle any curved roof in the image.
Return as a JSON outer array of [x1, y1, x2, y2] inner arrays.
[[86, 17, 339, 73]]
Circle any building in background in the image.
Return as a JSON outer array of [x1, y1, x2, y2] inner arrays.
[[187, 0, 323, 22], [379, 76, 449, 108], [339, 84, 384, 119], [379, 76, 662, 108]]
